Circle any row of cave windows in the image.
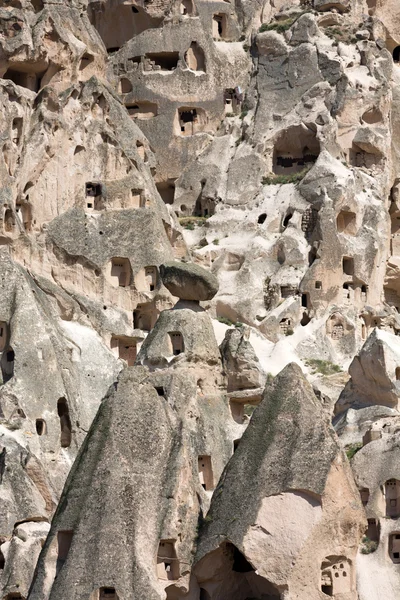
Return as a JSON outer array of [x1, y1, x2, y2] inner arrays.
[[31, 533, 353, 600], [111, 332, 184, 363], [100, 8, 230, 54], [0, 53, 94, 93], [360, 479, 400, 519], [118, 44, 207, 77], [2, 398, 72, 448]]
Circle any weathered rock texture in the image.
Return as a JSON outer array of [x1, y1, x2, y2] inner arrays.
[[0, 0, 399, 598]]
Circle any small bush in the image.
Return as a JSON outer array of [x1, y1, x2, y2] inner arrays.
[[305, 359, 342, 376], [361, 536, 378, 554], [179, 216, 207, 230], [244, 405, 256, 417], [240, 109, 248, 119], [262, 166, 311, 185], [285, 327, 294, 336], [217, 316, 234, 326], [345, 443, 363, 460], [259, 17, 296, 33], [213, 238, 219, 245]]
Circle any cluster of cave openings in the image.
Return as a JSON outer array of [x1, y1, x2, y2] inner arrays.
[[156, 180, 176, 205], [273, 125, 320, 175], [394, 47, 400, 63], [126, 102, 158, 120], [184, 43, 205, 72], [110, 258, 131, 288], [90, 589, 119, 600], [168, 332, 184, 356], [198, 455, 214, 491], [111, 337, 137, 367], [385, 479, 400, 517], [180, 0, 194, 15], [176, 107, 207, 136], [157, 540, 180, 581], [1, 347, 14, 384], [337, 211, 356, 235], [144, 52, 179, 72], [2, 67, 44, 92], [389, 532, 400, 563], [85, 182, 103, 211], [57, 398, 72, 449], [56, 530, 73, 576], [321, 557, 351, 597], [212, 14, 227, 40]]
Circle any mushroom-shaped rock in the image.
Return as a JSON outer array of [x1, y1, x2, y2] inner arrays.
[[160, 261, 219, 301], [194, 363, 365, 598]]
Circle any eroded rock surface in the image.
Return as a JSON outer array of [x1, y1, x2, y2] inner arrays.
[[0, 0, 400, 598]]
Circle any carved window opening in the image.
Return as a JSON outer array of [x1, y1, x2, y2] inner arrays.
[[212, 14, 227, 39], [168, 332, 184, 356], [156, 540, 179, 581], [57, 398, 72, 448], [144, 52, 179, 71], [198, 455, 214, 491], [56, 530, 73, 576], [36, 419, 46, 436]]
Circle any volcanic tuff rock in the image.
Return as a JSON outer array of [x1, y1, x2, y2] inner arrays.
[[159, 261, 219, 301], [1, 0, 400, 598]]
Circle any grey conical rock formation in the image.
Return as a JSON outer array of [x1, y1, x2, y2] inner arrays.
[[28, 363, 235, 600], [194, 363, 365, 600]]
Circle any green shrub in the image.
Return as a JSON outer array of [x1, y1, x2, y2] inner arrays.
[[244, 405, 256, 417], [217, 316, 234, 326], [361, 536, 378, 554], [285, 327, 294, 336], [259, 18, 296, 33], [179, 216, 207, 230], [305, 359, 342, 376], [262, 166, 311, 185], [345, 443, 363, 460]]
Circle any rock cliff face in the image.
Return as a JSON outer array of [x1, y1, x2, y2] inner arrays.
[[0, 0, 400, 598]]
